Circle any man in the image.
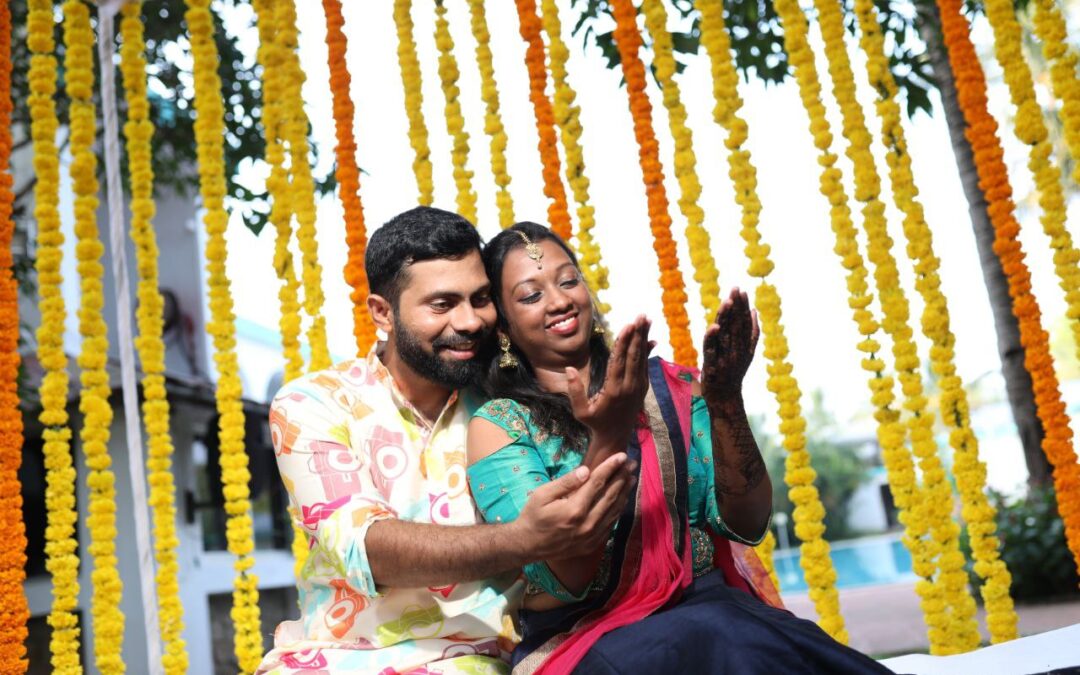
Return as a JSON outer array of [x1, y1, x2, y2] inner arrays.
[[257, 207, 636, 674]]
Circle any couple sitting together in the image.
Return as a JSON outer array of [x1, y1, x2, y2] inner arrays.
[[258, 206, 891, 674]]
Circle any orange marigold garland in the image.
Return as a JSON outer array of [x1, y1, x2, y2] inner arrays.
[[433, 0, 478, 225], [322, 0, 376, 355], [935, 0, 1080, 579], [538, 0, 610, 311], [640, 0, 720, 322], [513, 0, 572, 241], [852, 0, 1018, 644], [64, 1, 127, 668], [394, 0, 435, 205], [0, 1, 29, 669], [698, 0, 846, 639], [119, 3, 190, 670], [28, 0, 82, 669], [609, 0, 695, 366], [467, 0, 515, 228]]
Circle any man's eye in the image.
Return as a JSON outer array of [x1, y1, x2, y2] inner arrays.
[[430, 301, 451, 311], [473, 294, 492, 307]]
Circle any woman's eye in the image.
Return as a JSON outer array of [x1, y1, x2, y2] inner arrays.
[[560, 278, 579, 288], [520, 292, 541, 304]]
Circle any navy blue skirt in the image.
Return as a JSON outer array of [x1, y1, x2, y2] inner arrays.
[[518, 570, 894, 674]]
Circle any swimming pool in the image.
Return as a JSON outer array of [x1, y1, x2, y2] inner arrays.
[[770, 533, 918, 592]]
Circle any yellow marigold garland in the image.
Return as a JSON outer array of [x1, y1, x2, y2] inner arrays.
[[28, 2, 82, 670], [609, 0, 696, 367], [813, 0, 980, 651], [64, 1, 128, 669], [394, 0, 435, 205], [640, 0, 719, 323], [852, 0, 1019, 644], [771, 0, 959, 652], [183, 0, 263, 669], [433, 0, 478, 225], [322, 0, 376, 355], [466, 0, 515, 228], [253, 0, 303, 384], [538, 0, 610, 311], [275, 0, 331, 372], [0, 2, 29, 669], [698, 0, 845, 640], [936, 0, 1080, 583], [1028, 0, 1080, 185], [119, 4, 190, 671], [984, 0, 1080, 381], [514, 0, 573, 241]]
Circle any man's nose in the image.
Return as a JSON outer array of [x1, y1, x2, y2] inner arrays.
[[453, 303, 485, 335]]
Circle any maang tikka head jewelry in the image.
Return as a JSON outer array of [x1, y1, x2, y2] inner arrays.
[[515, 230, 544, 270]]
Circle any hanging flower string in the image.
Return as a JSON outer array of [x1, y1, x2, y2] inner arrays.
[[466, 0, 515, 228], [538, 0, 610, 311], [813, 0, 980, 652], [935, 0, 1080, 582], [1028, 0, 1080, 185], [514, 0, 572, 241], [434, 0, 479, 225], [852, 0, 1019, 644], [0, 2, 29, 670], [394, 0, 435, 205], [28, 1, 81, 670], [609, 0, 696, 366], [699, 0, 845, 640], [640, 0, 720, 322], [771, 0, 956, 652], [322, 0, 376, 355], [119, 3, 190, 671], [183, 0, 263, 669], [983, 0, 1080, 375], [64, 1, 127, 669], [276, 0, 331, 372], [254, 0, 303, 384]]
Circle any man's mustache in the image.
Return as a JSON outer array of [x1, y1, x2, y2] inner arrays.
[[432, 331, 488, 350]]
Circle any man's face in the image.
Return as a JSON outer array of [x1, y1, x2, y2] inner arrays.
[[391, 250, 496, 388]]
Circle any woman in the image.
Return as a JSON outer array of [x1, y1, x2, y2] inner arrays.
[[466, 222, 892, 674]]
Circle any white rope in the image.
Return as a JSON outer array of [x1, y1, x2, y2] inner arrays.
[[95, 2, 164, 673]]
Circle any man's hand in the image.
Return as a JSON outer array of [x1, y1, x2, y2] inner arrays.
[[565, 315, 653, 450], [511, 452, 636, 562], [701, 288, 760, 407]]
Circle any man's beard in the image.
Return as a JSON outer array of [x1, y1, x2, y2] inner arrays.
[[393, 315, 488, 389]]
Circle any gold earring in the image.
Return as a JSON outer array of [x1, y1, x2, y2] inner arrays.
[[593, 322, 606, 337], [498, 333, 519, 369]]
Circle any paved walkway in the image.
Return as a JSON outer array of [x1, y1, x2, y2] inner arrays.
[[780, 581, 1080, 657]]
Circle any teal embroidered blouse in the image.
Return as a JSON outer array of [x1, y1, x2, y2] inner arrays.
[[466, 395, 765, 602]]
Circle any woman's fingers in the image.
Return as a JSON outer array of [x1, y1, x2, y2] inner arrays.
[[565, 367, 591, 420]]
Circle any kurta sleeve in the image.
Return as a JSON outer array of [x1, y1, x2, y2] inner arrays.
[[269, 377, 397, 598]]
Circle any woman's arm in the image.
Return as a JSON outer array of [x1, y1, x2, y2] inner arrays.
[[699, 289, 773, 542], [467, 414, 617, 601]]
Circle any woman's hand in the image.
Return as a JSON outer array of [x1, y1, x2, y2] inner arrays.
[[565, 315, 653, 452], [701, 288, 760, 408]]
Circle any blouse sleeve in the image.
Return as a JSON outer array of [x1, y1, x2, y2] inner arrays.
[[689, 394, 770, 546], [467, 399, 590, 603]]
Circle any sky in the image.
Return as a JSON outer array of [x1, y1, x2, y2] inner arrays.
[[218, 0, 1080, 436]]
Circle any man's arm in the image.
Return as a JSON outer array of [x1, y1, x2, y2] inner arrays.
[[366, 454, 635, 589]]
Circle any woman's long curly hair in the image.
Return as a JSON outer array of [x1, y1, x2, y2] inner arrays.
[[481, 222, 609, 451]]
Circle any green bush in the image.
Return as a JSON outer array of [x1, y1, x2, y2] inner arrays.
[[961, 485, 1079, 603]]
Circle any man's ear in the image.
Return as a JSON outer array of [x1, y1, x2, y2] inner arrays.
[[368, 294, 394, 334]]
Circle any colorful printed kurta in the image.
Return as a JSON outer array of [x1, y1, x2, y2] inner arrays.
[[257, 346, 522, 674]]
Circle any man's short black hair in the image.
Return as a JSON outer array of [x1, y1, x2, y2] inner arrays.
[[365, 206, 483, 305]]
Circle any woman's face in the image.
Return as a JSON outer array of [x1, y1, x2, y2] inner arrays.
[[499, 238, 593, 370]]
